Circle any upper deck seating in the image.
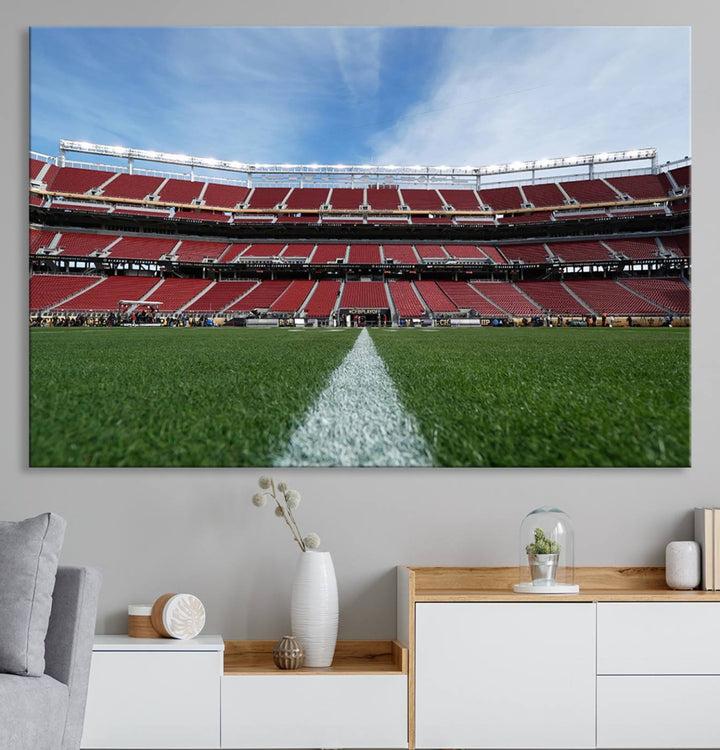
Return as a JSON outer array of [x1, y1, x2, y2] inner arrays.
[[388, 281, 425, 317], [173, 210, 229, 222], [145, 278, 213, 312], [621, 277, 689, 314], [382, 244, 419, 264], [30, 274, 101, 311], [304, 280, 341, 317], [310, 244, 348, 264], [414, 281, 457, 313], [185, 281, 256, 313], [30, 158, 46, 180], [281, 244, 316, 259], [102, 174, 164, 200], [106, 236, 177, 261], [471, 282, 543, 315], [670, 165, 690, 189], [202, 183, 250, 208], [225, 280, 292, 312], [240, 244, 287, 258], [522, 182, 566, 207], [53, 275, 159, 311], [559, 179, 619, 204], [477, 186, 523, 210], [659, 234, 690, 257], [443, 244, 487, 260], [174, 240, 230, 263], [516, 281, 593, 315], [156, 178, 204, 204], [284, 188, 330, 211], [605, 174, 669, 200], [30, 229, 58, 253], [401, 189, 445, 211], [414, 244, 448, 260], [438, 282, 504, 315], [477, 245, 508, 264], [328, 188, 364, 210], [500, 243, 550, 264], [246, 187, 291, 209], [54, 232, 117, 257], [604, 238, 660, 260], [348, 245, 381, 264], [365, 187, 401, 211], [48, 167, 116, 195], [565, 279, 665, 315], [340, 281, 389, 309], [547, 241, 613, 263], [437, 189, 482, 211], [270, 280, 316, 313]]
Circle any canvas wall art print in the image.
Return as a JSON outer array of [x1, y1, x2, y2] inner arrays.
[[28, 26, 691, 467]]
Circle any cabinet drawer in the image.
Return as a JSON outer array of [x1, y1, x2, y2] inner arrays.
[[221, 674, 407, 748], [597, 603, 720, 674], [597, 675, 720, 748], [81, 650, 222, 749]]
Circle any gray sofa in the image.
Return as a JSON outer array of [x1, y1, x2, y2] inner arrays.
[[0, 566, 102, 750]]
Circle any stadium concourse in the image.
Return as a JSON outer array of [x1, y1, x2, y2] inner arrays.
[[29, 143, 690, 328]]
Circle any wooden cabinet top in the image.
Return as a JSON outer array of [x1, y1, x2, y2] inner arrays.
[[401, 566, 720, 602]]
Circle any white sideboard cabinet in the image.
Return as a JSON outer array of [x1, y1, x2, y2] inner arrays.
[[400, 566, 720, 750], [80, 635, 224, 749]]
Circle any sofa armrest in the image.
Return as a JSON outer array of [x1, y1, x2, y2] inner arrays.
[[45, 566, 102, 750]]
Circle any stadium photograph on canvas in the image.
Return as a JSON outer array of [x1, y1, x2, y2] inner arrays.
[[28, 26, 690, 467]]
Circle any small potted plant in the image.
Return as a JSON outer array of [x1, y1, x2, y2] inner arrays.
[[525, 528, 561, 585]]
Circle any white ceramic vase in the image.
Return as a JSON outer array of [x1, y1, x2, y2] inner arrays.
[[665, 540, 701, 590], [290, 550, 338, 667]]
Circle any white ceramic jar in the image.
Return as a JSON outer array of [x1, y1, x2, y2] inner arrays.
[[665, 540, 701, 590]]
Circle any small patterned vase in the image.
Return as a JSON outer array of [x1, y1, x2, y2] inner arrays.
[[272, 635, 305, 670]]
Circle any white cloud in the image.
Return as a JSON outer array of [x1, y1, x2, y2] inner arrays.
[[370, 27, 690, 167]]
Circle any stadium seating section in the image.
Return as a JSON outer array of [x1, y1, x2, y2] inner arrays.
[[563, 279, 665, 315], [388, 281, 425, 317], [522, 182, 566, 207], [382, 244, 419, 264], [621, 277, 689, 314], [144, 278, 213, 312], [471, 282, 543, 316], [310, 244, 348, 264], [270, 280, 316, 312], [102, 174, 164, 200], [415, 281, 458, 312], [438, 282, 504, 315], [328, 188, 364, 210], [30, 274, 101, 311], [516, 281, 592, 315], [225, 280, 292, 312], [51, 275, 160, 312], [341, 281, 389, 309], [185, 281, 257, 313], [348, 244, 382, 264], [559, 179, 620, 204], [304, 280, 341, 317]]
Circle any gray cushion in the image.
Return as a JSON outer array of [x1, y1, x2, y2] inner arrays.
[[0, 513, 66, 676], [0, 673, 68, 750]]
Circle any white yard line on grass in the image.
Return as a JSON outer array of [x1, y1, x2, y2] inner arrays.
[[274, 328, 432, 466]]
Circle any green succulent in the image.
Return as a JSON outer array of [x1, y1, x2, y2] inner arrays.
[[525, 527, 561, 555]]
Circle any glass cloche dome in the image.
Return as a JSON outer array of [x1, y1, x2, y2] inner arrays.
[[514, 506, 579, 594]]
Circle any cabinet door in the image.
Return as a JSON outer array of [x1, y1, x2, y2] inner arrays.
[[81, 650, 222, 749], [415, 602, 596, 749]]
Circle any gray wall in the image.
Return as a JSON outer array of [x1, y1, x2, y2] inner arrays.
[[4, 1, 718, 640]]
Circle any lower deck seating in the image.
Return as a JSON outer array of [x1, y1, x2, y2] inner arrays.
[[185, 281, 257, 313], [225, 280, 292, 312], [304, 280, 341, 317], [620, 277, 689, 314], [471, 282, 543, 315], [310, 244, 348, 264], [348, 245, 381, 264], [516, 281, 593, 315], [30, 275, 101, 311], [142, 278, 213, 312], [564, 279, 665, 315], [387, 281, 425, 317], [415, 281, 457, 312], [437, 282, 504, 315], [414, 244, 448, 260], [340, 281, 389, 309], [270, 280, 316, 313], [382, 245, 419, 264], [52, 275, 160, 312]]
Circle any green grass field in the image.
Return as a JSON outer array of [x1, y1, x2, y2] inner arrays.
[[29, 326, 689, 467]]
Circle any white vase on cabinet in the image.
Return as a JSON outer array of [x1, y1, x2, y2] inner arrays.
[[290, 550, 338, 667]]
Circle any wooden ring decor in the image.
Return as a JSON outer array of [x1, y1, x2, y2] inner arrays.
[[150, 593, 206, 639]]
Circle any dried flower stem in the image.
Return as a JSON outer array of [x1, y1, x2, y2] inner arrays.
[[269, 479, 306, 552]]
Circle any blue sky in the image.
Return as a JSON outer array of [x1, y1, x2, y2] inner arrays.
[[30, 26, 690, 171]]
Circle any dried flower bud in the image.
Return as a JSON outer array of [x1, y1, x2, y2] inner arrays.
[[252, 493, 266, 508], [277, 481, 288, 492], [285, 490, 301, 509], [303, 532, 321, 549], [258, 475, 273, 490], [274, 506, 285, 517]]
